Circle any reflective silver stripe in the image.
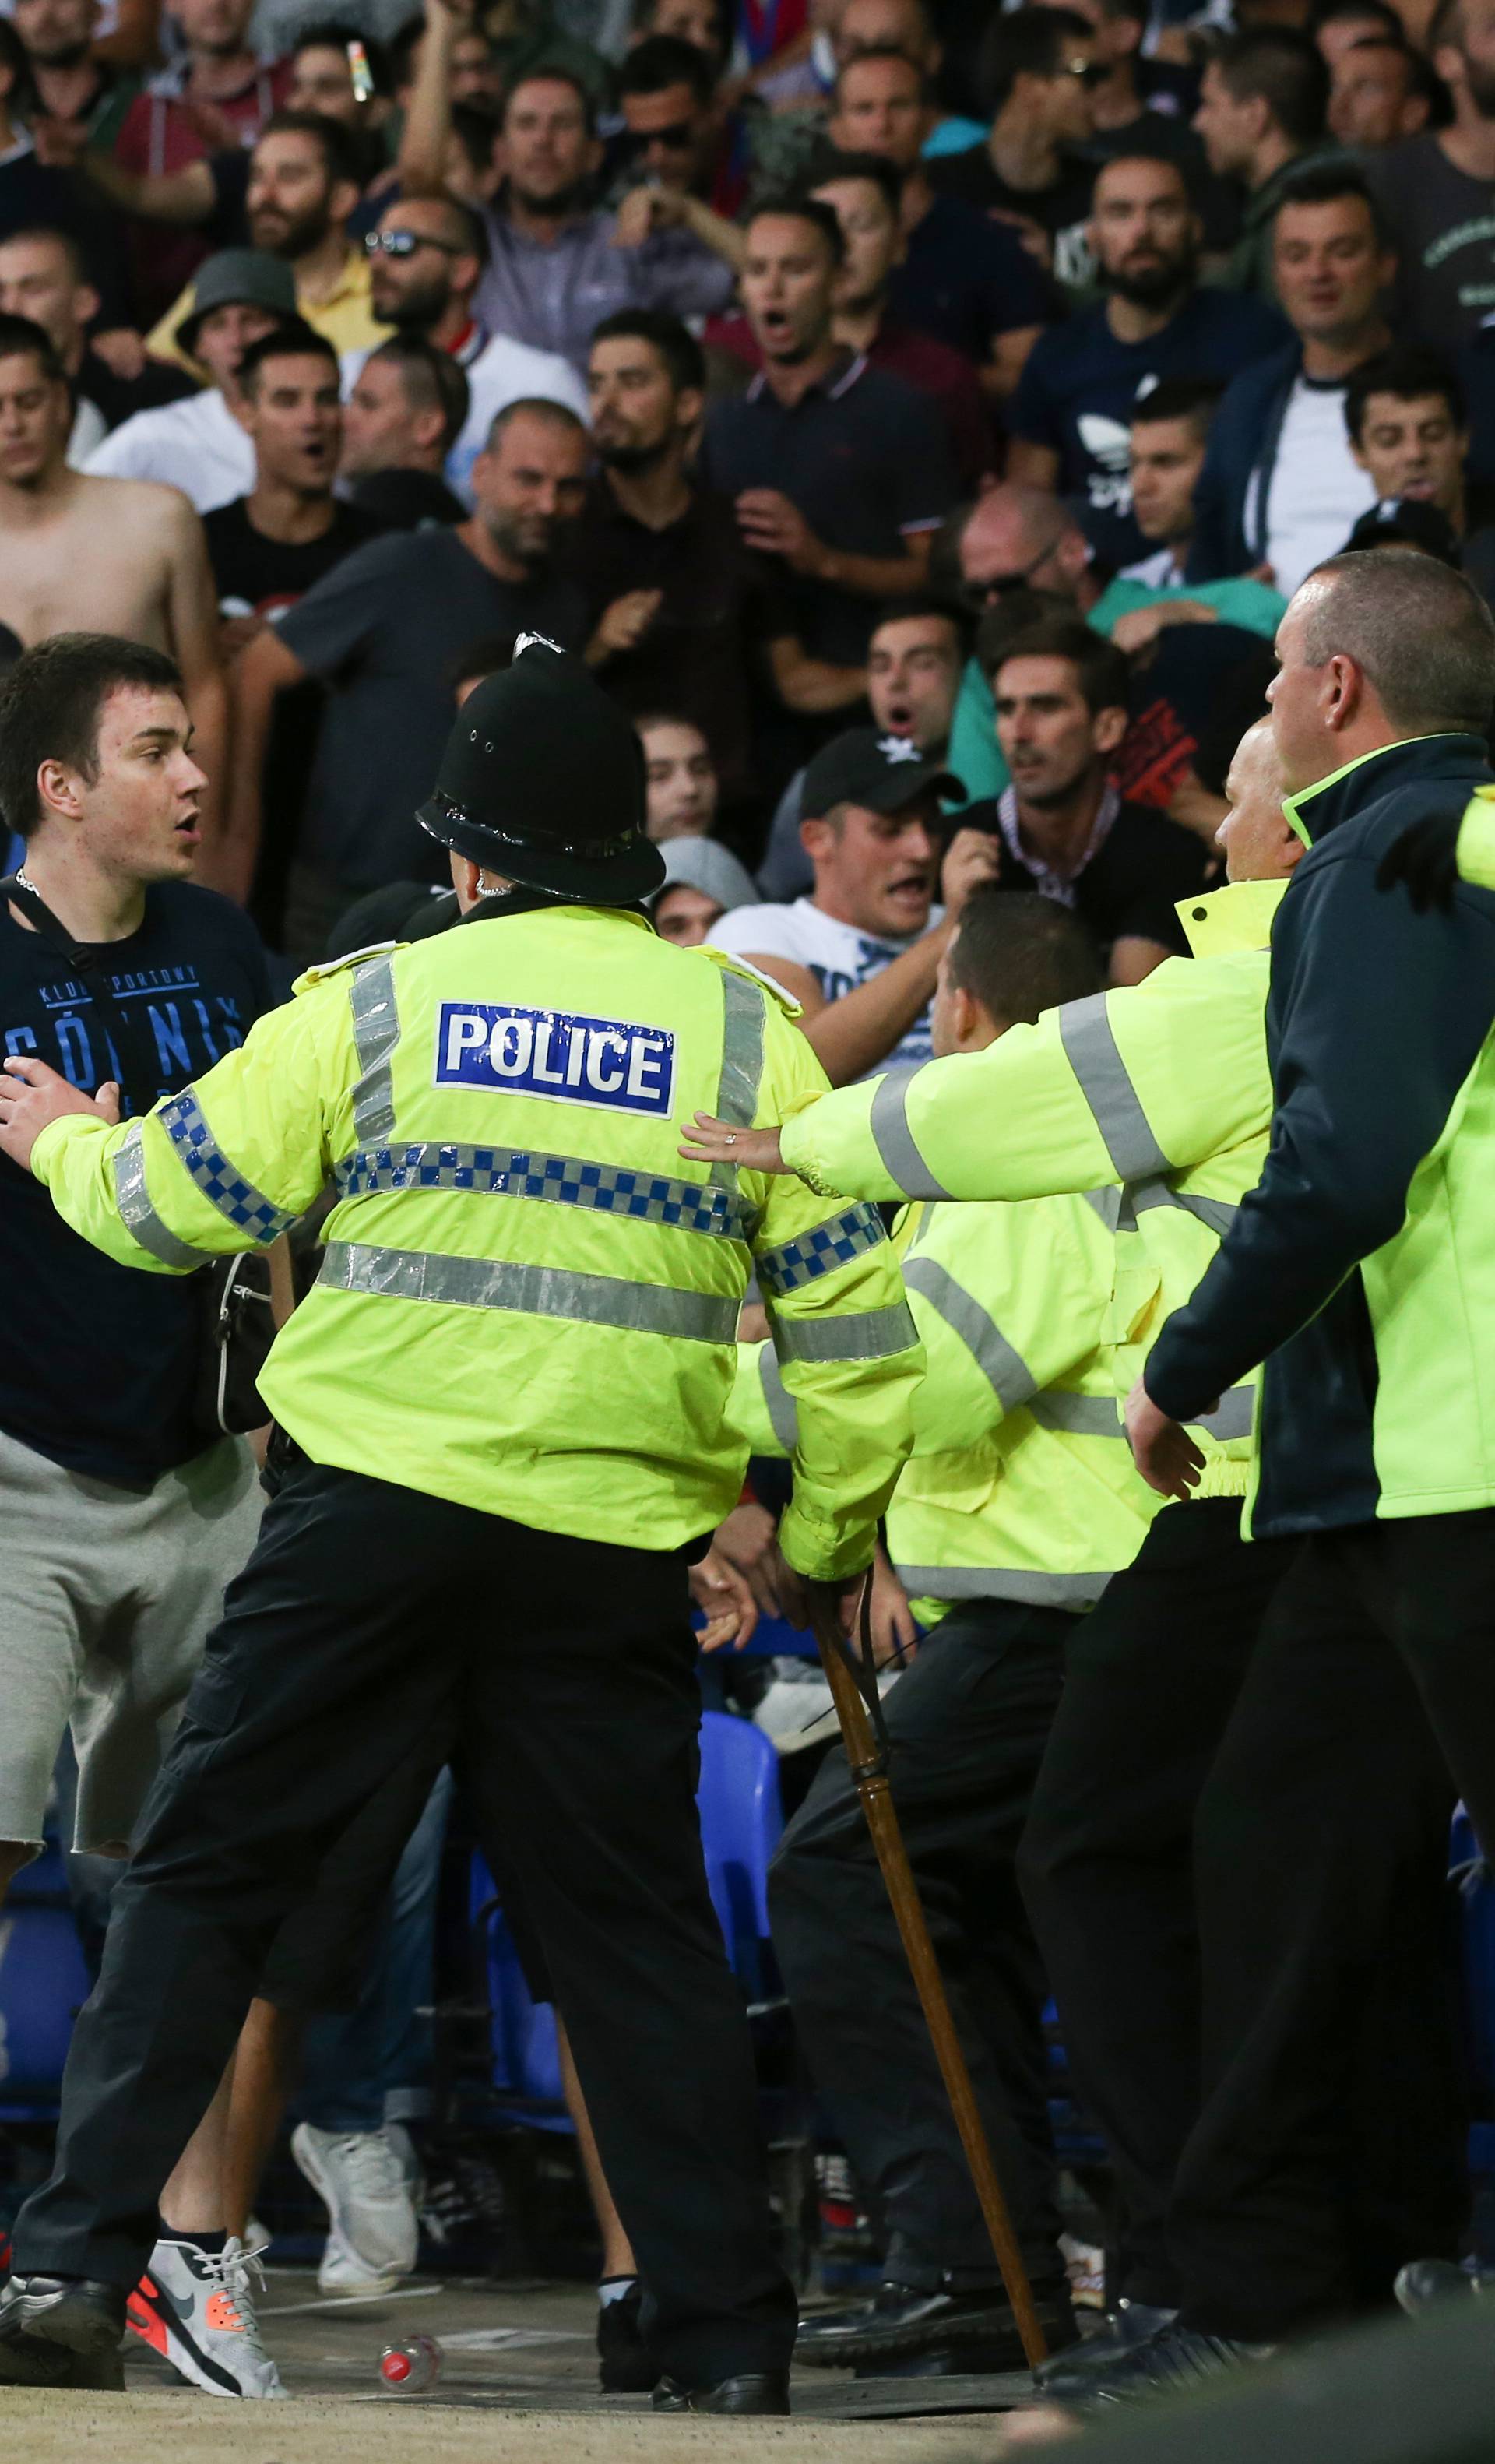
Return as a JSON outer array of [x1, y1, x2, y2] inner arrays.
[[756, 1202, 887, 1297], [760, 1350, 799, 1450], [1083, 1184, 1123, 1231], [349, 953, 400, 1142], [1130, 1174, 1238, 1241], [893, 1564, 1110, 1609], [868, 1068, 952, 1200], [902, 1254, 1035, 1411], [334, 1141, 748, 1241], [318, 1239, 738, 1343], [1029, 1390, 1124, 1438], [111, 1119, 212, 1269], [1194, 1384, 1255, 1441], [1060, 994, 1170, 1180], [709, 970, 767, 1209], [157, 1089, 297, 1242], [769, 1299, 919, 1364]]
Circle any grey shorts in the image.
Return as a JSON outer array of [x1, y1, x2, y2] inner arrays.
[[0, 1425, 265, 1859]]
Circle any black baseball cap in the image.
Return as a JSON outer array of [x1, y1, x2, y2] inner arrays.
[[801, 727, 966, 824]]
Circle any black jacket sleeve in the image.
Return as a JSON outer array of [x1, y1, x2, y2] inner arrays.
[[1144, 840, 1495, 1420]]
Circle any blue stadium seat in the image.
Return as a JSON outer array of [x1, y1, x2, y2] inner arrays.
[[472, 1709, 784, 2124], [0, 1837, 92, 2120]]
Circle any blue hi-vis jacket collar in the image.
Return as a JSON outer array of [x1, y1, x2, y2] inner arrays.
[[1283, 734, 1489, 850]]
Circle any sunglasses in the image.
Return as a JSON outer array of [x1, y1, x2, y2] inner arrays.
[[1061, 55, 1109, 85], [961, 540, 1059, 605], [364, 229, 465, 258], [621, 119, 697, 151]]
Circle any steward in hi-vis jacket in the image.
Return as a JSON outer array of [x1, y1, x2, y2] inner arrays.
[[731, 886, 1159, 2374]]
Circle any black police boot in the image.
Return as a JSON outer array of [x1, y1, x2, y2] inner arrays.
[[1075, 2321, 1276, 2406], [797, 2276, 1076, 2370], [1035, 2300, 1180, 2399], [652, 2371, 792, 2413], [0, 2274, 127, 2387], [597, 2279, 661, 2393]]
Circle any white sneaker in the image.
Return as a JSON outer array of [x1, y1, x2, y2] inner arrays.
[[127, 2235, 287, 2398], [291, 2122, 419, 2293]]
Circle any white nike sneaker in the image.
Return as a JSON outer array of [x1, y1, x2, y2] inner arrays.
[[127, 2235, 287, 2398], [291, 2122, 419, 2294]]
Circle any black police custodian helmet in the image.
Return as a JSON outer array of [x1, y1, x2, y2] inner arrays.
[[418, 635, 666, 905]]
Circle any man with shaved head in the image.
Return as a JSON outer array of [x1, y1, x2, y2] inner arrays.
[[1119, 546, 1495, 2400]]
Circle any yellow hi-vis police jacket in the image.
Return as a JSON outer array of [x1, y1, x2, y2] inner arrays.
[[776, 882, 1287, 1503], [29, 903, 923, 1579], [732, 1181, 1159, 1623]]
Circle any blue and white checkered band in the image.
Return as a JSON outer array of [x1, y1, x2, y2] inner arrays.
[[755, 1203, 888, 1297], [159, 1089, 297, 1242]]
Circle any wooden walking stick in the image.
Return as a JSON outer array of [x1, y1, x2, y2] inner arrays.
[[810, 1579, 1050, 2371]]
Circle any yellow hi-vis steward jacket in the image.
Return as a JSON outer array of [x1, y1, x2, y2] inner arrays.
[[776, 881, 1287, 1503], [1460, 787, 1495, 889], [731, 1181, 1159, 1623], [30, 904, 923, 1579]]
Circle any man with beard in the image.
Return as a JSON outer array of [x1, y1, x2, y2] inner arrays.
[[1007, 150, 1288, 571], [1366, 0, 1495, 354], [12, 0, 137, 154], [138, 113, 388, 371], [967, 612, 1208, 983], [214, 397, 588, 954], [112, 0, 288, 325], [358, 192, 585, 506], [573, 307, 869, 806]]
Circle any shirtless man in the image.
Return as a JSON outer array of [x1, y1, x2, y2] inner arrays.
[[0, 313, 227, 834]]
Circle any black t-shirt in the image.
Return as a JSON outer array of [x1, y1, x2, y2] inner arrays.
[[202, 498, 389, 618], [699, 359, 959, 665], [1117, 626, 1277, 812], [888, 194, 1059, 366], [561, 478, 787, 801], [927, 143, 1098, 290], [961, 794, 1210, 960], [0, 883, 274, 1482], [203, 498, 389, 939]]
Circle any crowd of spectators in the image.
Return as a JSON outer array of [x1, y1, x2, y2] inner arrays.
[[0, 0, 1488, 1007], [6, 0, 1495, 2403]]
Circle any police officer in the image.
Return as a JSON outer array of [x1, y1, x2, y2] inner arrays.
[[0, 640, 924, 2413]]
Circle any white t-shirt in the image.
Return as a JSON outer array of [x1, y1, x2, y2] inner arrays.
[[84, 389, 254, 514], [1254, 375, 1377, 599], [447, 330, 589, 505], [710, 896, 943, 1068]]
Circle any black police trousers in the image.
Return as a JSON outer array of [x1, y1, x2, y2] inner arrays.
[[769, 1597, 1073, 2293], [1169, 1513, 1477, 2342], [1019, 1499, 1467, 2336], [1018, 1499, 1295, 2308], [13, 1462, 797, 2388]]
